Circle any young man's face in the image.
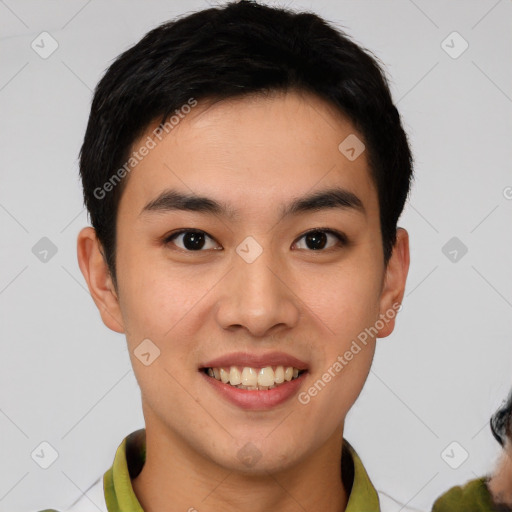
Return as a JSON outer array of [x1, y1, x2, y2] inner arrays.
[[79, 90, 408, 474]]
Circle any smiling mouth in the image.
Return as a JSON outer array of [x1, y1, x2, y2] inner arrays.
[[201, 366, 307, 390]]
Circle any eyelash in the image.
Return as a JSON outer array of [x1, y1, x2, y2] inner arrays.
[[163, 228, 348, 252]]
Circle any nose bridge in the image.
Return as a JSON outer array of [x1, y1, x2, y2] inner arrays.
[[238, 244, 280, 303], [215, 235, 300, 336]]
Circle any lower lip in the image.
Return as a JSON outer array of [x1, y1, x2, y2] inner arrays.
[[200, 370, 308, 410]]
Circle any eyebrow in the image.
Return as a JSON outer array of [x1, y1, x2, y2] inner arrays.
[[140, 186, 365, 221]]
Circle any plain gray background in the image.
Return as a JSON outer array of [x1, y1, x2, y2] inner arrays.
[[1, 1, 511, 511]]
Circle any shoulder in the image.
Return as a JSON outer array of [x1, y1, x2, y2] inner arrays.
[[432, 477, 496, 512]]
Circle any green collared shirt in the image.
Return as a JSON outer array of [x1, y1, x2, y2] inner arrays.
[[432, 476, 510, 512], [42, 428, 384, 511]]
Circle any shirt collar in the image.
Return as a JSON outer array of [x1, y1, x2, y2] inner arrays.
[[103, 428, 380, 512]]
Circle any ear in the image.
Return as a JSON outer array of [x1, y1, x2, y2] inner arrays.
[[77, 227, 125, 333], [377, 227, 410, 338]]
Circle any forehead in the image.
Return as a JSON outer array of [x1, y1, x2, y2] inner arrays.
[[118, 90, 378, 223]]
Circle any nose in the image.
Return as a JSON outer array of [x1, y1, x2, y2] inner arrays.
[[215, 240, 301, 338]]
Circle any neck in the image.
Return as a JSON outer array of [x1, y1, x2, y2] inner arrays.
[[132, 419, 349, 512]]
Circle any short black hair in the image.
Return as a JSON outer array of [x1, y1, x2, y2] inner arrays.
[[79, 0, 413, 287], [491, 388, 512, 447]]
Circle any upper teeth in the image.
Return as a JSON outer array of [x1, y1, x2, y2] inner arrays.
[[207, 366, 301, 389]]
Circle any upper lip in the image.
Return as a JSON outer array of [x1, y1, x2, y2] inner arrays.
[[200, 351, 309, 371]]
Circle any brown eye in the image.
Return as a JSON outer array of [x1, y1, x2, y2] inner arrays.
[[164, 230, 220, 251]]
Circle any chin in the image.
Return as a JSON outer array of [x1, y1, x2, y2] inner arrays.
[[208, 439, 302, 475]]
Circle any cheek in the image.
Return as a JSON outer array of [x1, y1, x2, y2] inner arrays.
[[115, 249, 220, 378], [300, 262, 383, 339], [115, 241, 188, 332], [296, 336, 375, 445]]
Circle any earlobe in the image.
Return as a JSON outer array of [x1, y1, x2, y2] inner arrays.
[[377, 227, 410, 338], [77, 227, 125, 333]]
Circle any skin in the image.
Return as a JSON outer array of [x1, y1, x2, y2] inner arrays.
[[77, 89, 409, 512], [488, 439, 512, 507]]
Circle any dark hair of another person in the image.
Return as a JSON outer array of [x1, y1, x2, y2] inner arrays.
[[491, 388, 512, 447], [79, 0, 414, 288]]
